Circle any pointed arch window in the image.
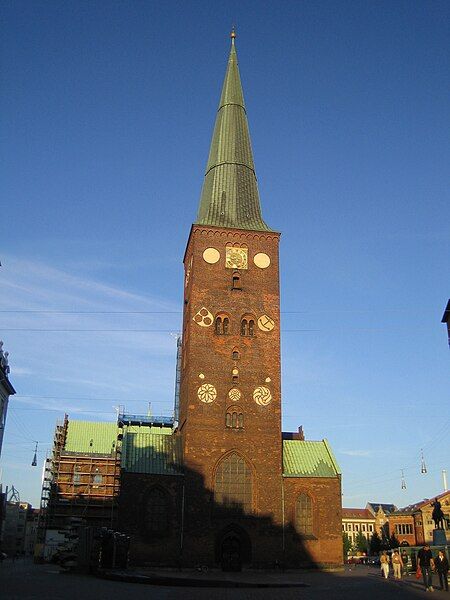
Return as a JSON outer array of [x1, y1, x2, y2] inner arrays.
[[215, 452, 252, 513], [145, 487, 169, 536], [295, 493, 313, 536]]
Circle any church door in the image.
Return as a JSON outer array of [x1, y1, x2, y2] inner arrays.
[[221, 533, 241, 572]]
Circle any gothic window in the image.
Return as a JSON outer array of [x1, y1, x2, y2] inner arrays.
[[295, 493, 313, 536], [232, 349, 240, 360], [145, 487, 169, 536], [215, 452, 252, 512]]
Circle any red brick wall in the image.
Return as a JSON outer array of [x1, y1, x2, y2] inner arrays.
[[283, 477, 343, 567], [179, 226, 283, 523]]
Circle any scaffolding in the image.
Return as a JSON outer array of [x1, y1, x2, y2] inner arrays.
[[36, 415, 121, 559]]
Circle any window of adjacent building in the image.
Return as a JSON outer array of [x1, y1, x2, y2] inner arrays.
[[145, 488, 169, 535], [295, 493, 313, 536], [214, 452, 252, 512], [355, 524, 359, 531], [369, 525, 373, 531], [362, 524, 366, 531]]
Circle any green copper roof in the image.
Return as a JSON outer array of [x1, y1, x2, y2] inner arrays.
[[283, 440, 341, 478], [65, 420, 117, 454], [196, 38, 271, 232], [121, 432, 182, 475]]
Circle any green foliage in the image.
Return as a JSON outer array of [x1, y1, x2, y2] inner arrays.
[[343, 532, 352, 557], [389, 533, 400, 549], [354, 531, 368, 553], [369, 531, 382, 555]]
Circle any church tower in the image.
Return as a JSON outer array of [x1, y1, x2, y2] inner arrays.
[[178, 32, 284, 564]]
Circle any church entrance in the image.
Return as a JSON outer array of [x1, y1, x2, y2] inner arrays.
[[216, 524, 251, 572]]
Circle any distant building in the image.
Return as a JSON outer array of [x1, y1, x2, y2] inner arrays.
[[0, 340, 15, 459], [342, 508, 375, 549], [442, 300, 450, 347], [2, 502, 32, 556], [395, 491, 450, 546], [366, 502, 397, 543]]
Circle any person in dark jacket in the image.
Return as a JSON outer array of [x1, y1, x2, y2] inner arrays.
[[435, 550, 449, 592], [417, 544, 435, 592]]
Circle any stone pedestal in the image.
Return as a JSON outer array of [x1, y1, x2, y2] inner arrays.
[[432, 528, 447, 546]]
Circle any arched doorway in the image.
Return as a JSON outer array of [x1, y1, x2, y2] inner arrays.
[[216, 524, 251, 572]]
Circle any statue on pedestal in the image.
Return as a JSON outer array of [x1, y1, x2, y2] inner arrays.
[[432, 498, 445, 530]]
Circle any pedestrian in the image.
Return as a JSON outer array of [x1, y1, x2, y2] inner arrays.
[[380, 551, 390, 579], [435, 550, 449, 592], [417, 544, 435, 592], [401, 550, 410, 576], [392, 550, 403, 579]]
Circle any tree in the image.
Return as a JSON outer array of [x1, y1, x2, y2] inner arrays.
[[389, 533, 400, 549], [355, 531, 368, 554], [343, 532, 352, 557], [369, 531, 382, 555]]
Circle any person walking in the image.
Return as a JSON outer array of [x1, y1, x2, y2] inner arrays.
[[435, 550, 449, 592], [380, 551, 390, 579], [392, 550, 403, 579], [417, 544, 435, 592]]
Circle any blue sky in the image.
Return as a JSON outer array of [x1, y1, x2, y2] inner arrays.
[[1, 0, 449, 508]]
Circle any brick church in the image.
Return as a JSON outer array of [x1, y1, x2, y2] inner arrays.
[[38, 34, 342, 570], [118, 33, 342, 570]]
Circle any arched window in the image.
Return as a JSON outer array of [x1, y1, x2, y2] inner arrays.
[[215, 314, 230, 335], [240, 319, 248, 336], [215, 316, 222, 334], [295, 493, 313, 536], [145, 488, 169, 535], [248, 320, 255, 336], [232, 367, 239, 383], [232, 272, 241, 289], [226, 407, 244, 429], [215, 452, 252, 512], [223, 317, 229, 334], [232, 349, 240, 361], [241, 316, 255, 337]]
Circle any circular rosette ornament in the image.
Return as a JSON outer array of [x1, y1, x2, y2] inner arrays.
[[253, 386, 272, 406], [197, 383, 217, 404], [228, 388, 241, 402]]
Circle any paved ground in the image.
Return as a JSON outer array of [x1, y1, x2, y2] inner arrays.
[[1, 558, 449, 599]]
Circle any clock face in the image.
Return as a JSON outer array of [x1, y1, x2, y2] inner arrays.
[[226, 247, 248, 270]]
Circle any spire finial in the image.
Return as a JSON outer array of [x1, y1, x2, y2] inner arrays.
[[230, 26, 236, 45]]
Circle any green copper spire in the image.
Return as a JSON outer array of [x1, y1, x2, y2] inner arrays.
[[196, 32, 271, 231]]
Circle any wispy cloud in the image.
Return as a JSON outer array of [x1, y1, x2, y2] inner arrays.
[[339, 449, 372, 457]]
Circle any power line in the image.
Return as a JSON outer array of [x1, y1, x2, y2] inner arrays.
[[14, 394, 169, 404]]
